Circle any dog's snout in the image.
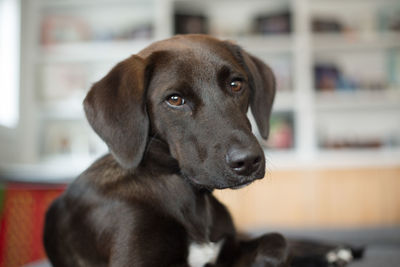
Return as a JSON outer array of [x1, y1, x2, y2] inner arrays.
[[226, 146, 263, 176]]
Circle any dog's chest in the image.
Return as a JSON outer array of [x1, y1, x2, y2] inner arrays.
[[187, 240, 224, 267]]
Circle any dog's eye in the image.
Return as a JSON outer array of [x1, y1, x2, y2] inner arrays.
[[230, 80, 243, 92], [166, 94, 185, 107]]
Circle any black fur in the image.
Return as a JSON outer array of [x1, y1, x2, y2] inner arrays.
[[44, 35, 361, 267]]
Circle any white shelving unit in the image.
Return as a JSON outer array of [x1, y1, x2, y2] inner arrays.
[[3, 0, 399, 181]]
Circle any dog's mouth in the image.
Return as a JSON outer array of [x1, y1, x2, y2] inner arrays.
[[181, 172, 256, 191], [229, 180, 254, 190], [218, 176, 261, 190], [180, 160, 265, 191]]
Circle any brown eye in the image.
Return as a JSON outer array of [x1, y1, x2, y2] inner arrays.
[[166, 94, 185, 107], [230, 80, 243, 92]]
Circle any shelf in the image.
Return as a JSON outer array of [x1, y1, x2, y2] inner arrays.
[[37, 39, 155, 63], [0, 155, 99, 183], [265, 147, 400, 170], [310, 0, 400, 9], [1, 147, 398, 183], [315, 148, 400, 169], [313, 32, 400, 52], [273, 91, 295, 111], [264, 149, 299, 170], [315, 90, 400, 111], [229, 34, 294, 54], [40, 99, 86, 120], [41, 0, 153, 8], [12, 0, 400, 177], [37, 34, 294, 64]]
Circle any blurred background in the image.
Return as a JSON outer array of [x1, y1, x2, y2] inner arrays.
[[0, 0, 400, 266]]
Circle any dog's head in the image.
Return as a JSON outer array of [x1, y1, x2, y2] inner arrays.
[[84, 35, 275, 190]]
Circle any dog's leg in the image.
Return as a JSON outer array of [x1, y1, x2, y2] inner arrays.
[[220, 235, 363, 267], [230, 233, 290, 267], [288, 239, 365, 267]]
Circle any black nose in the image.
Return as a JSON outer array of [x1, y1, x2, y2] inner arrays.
[[226, 146, 263, 176]]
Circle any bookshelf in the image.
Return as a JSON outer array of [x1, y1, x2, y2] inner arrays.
[[6, 0, 400, 181]]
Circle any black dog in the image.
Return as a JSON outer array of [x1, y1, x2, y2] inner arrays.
[[44, 35, 361, 267]]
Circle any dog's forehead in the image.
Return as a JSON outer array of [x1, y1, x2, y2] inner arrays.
[[139, 35, 245, 75], [143, 36, 245, 88]]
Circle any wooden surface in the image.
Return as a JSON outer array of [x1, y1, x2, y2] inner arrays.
[[214, 166, 400, 230]]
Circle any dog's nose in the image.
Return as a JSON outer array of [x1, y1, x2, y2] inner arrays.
[[226, 146, 263, 176]]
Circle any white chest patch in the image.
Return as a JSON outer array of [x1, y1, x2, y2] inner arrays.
[[188, 240, 224, 267]]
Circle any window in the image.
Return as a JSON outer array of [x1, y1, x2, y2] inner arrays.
[[0, 0, 20, 128]]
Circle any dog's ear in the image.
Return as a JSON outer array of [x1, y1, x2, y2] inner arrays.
[[242, 53, 276, 140], [225, 42, 276, 139], [246, 54, 276, 139], [84, 55, 149, 169]]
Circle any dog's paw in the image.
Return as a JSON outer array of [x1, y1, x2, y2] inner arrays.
[[253, 233, 290, 267], [325, 246, 365, 267], [325, 247, 353, 266], [289, 239, 365, 267]]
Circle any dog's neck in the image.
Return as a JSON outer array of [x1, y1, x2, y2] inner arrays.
[[140, 136, 180, 172], [140, 136, 212, 192], [137, 136, 215, 241], [86, 139, 218, 243]]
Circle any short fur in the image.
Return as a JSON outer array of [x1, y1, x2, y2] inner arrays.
[[44, 35, 361, 267]]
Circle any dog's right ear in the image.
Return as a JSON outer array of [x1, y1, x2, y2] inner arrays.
[[84, 55, 149, 169]]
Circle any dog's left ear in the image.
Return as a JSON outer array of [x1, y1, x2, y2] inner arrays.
[[245, 54, 276, 139], [225, 42, 276, 139]]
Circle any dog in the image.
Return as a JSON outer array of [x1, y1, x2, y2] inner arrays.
[[44, 34, 362, 267]]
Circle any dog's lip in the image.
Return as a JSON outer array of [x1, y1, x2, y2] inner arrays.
[[217, 176, 259, 190], [181, 165, 265, 190], [229, 180, 253, 190], [182, 173, 256, 191], [225, 167, 265, 189]]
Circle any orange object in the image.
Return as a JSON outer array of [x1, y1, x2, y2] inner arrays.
[[0, 183, 65, 267]]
